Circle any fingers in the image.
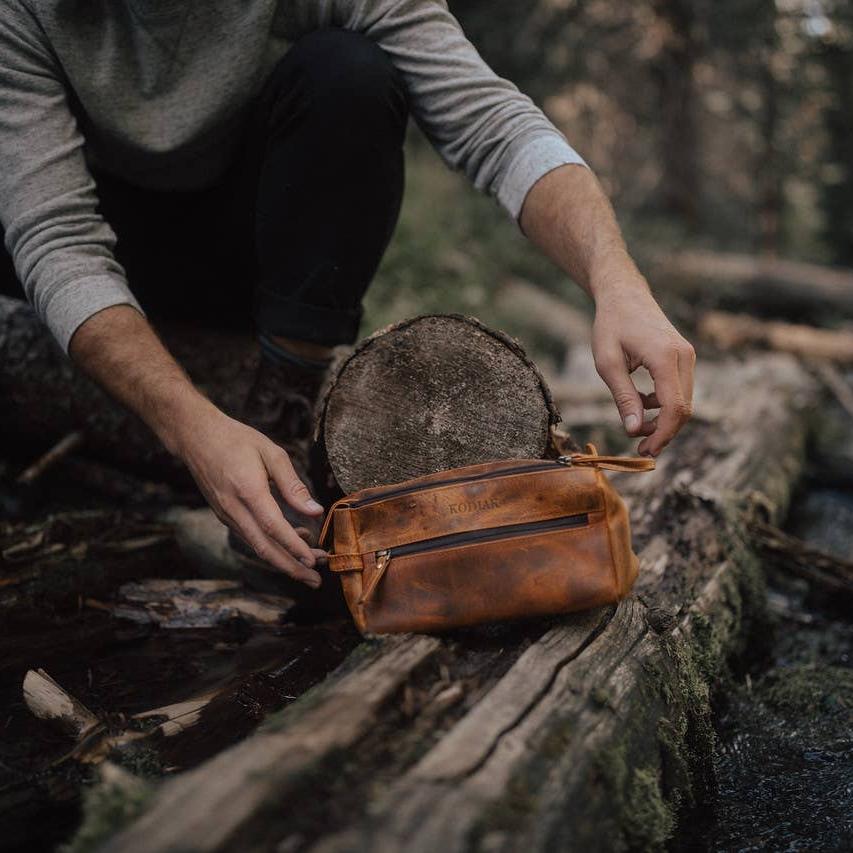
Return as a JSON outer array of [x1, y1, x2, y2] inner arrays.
[[240, 486, 318, 568], [636, 416, 658, 437], [310, 547, 329, 564], [226, 502, 321, 587], [595, 347, 644, 437], [637, 342, 695, 457], [263, 445, 324, 517]]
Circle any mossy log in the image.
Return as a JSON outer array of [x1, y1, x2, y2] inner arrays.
[[318, 314, 564, 493], [94, 353, 816, 853], [0, 295, 257, 477]]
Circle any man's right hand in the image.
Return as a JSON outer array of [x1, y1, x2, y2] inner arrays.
[[170, 405, 326, 587], [69, 305, 326, 587]]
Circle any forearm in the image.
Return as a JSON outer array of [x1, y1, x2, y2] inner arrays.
[[519, 164, 646, 301], [68, 304, 215, 455], [520, 162, 695, 456], [68, 303, 324, 580]]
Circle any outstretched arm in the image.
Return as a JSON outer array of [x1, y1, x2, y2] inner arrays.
[[520, 164, 695, 457], [69, 306, 326, 586], [293, 0, 693, 453]]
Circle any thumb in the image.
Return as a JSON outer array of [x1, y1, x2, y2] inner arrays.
[[595, 349, 644, 436]]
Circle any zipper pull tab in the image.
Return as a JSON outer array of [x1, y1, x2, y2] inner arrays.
[[564, 453, 655, 472], [558, 443, 655, 473], [358, 549, 392, 606]]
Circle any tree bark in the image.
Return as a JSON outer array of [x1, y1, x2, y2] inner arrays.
[[318, 314, 564, 493], [96, 353, 817, 853]]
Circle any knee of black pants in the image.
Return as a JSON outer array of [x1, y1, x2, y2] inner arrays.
[[264, 28, 408, 147]]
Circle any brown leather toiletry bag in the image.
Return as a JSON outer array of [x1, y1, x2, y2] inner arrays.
[[319, 444, 655, 634]]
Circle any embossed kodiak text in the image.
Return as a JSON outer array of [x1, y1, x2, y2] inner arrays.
[[448, 498, 501, 515]]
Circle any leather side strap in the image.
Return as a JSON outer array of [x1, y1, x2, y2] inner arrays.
[[328, 553, 365, 573], [318, 496, 354, 549]]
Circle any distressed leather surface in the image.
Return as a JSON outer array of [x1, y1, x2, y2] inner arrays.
[[350, 467, 602, 555], [323, 449, 652, 634]]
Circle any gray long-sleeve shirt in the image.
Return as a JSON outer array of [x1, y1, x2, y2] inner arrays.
[[0, 0, 586, 352]]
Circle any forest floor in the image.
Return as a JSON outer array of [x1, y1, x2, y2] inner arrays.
[[681, 399, 853, 851]]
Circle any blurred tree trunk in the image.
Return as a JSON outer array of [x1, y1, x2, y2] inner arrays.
[[756, 51, 783, 255], [819, 37, 853, 265], [650, 0, 702, 228]]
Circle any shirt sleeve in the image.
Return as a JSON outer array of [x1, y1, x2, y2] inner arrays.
[[0, 2, 142, 353], [297, 0, 588, 219]]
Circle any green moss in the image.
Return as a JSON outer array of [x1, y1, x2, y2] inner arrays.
[[112, 745, 164, 779], [759, 663, 853, 716], [592, 739, 676, 852], [595, 741, 629, 800], [622, 768, 677, 852], [61, 768, 152, 853]]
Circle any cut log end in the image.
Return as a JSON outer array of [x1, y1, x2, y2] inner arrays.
[[319, 314, 564, 493]]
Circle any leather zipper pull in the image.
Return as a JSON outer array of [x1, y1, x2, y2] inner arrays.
[[558, 442, 656, 473], [358, 550, 392, 606]]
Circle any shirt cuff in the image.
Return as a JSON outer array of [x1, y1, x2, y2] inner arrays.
[[497, 133, 588, 221], [42, 274, 145, 354]]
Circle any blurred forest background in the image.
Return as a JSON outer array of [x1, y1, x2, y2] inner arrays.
[[364, 0, 853, 343]]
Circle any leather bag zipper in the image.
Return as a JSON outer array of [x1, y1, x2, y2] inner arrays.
[[320, 447, 654, 553], [375, 513, 588, 572], [349, 460, 568, 509], [360, 513, 589, 605]]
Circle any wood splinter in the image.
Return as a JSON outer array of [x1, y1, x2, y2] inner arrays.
[[23, 668, 99, 740]]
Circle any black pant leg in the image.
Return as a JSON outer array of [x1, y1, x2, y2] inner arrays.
[[0, 238, 22, 300], [93, 171, 254, 330], [245, 28, 408, 346]]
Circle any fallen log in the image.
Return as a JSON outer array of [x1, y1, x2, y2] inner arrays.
[[651, 249, 853, 320], [319, 314, 565, 492], [94, 353, 816, 853], [0, 295, 257, 477], [699, 310, 853, 363]]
